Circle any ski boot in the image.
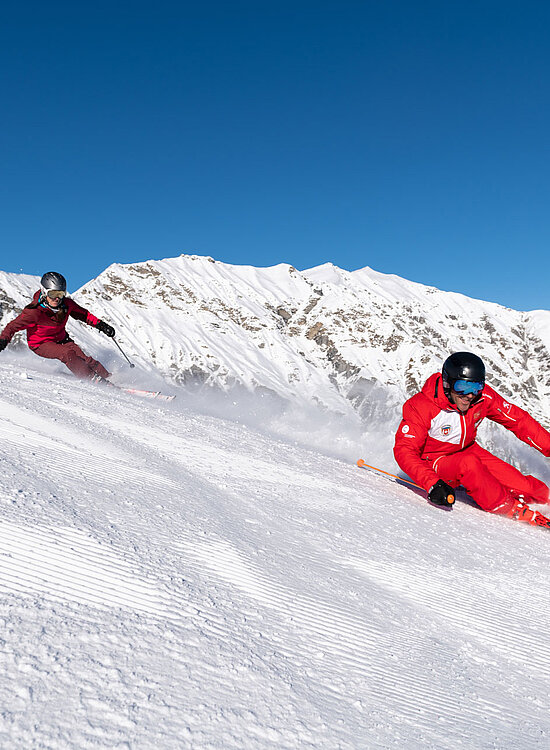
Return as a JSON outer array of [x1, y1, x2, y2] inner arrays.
[[90, 373, 115, 388], [502, 497, 550, 529]]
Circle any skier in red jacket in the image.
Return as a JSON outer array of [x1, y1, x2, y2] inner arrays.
[[394, 352, 550, 528], [0, 271, 115, 381]]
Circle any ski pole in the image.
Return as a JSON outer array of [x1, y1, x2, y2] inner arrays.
[[112, 338, 135, 368], [357, 459, 455, 506], [357, 459, 425, 491]]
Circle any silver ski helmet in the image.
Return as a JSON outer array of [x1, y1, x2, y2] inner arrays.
[[442, 352, 485, 397], [40, 271, 67, 299]]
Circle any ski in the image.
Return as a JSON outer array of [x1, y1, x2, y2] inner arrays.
[[356, 458, 425, 493], [120, 387, 176, 402], [92, 376, 176, 402], [21, 372, 175, 402]]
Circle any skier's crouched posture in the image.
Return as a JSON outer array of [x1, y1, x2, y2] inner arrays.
[[394, 352, 550, 527], [0, 271, 115, 381]]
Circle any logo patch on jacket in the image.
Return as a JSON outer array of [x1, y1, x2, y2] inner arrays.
[[441, 425, 451, 436]]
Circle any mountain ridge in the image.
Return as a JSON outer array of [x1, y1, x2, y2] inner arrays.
[[1, 256, 549, 427]]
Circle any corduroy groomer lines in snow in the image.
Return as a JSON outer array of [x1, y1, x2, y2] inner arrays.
[[0, 362, 549, 748]]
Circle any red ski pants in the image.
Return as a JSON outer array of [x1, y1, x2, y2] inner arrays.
[[32, 340, 110, 380], [433, 443, 549, 513]]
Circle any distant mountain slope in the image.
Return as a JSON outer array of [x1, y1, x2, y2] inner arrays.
[[78, 254, 550, 423], [0, 270, 40, 329], [1, 256, 550, 425]]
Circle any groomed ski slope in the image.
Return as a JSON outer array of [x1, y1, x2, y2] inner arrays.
[[0, 359, 549, 749]]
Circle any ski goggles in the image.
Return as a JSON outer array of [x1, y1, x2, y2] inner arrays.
[[452, 379, 484, 396], [45, 289, 66, 299]]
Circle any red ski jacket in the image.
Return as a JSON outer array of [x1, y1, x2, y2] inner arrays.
[[394, 372, 550, 492], [0, 291, 101, 349]]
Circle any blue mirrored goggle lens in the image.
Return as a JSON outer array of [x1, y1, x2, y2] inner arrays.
[[453, 379, 484, 396]]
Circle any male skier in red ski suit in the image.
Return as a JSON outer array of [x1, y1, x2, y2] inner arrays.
[[0, 271, 116, 381], [394, 352, 550, 528]]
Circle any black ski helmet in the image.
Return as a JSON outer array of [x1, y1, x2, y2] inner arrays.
[[442, 352, 485, 393], [40, 272, 67, 298]]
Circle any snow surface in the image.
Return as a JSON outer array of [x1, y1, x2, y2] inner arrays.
[[1, 352, 549, 749]]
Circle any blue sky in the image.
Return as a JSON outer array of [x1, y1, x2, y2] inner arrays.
[[1, 1, 549, 310]]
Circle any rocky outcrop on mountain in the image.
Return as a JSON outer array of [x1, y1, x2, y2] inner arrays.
[[2, 256, 549, 425]]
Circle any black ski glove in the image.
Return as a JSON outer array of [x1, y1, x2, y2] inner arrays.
[[429, 479, 455, 507], [96, 321, 115, 338], [0, 339, 8, 352]]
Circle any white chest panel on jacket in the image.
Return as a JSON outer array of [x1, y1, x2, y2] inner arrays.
[[428, 410, 463, 444]]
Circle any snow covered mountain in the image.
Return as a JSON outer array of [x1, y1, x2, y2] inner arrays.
[[2, 255, 549, 429]]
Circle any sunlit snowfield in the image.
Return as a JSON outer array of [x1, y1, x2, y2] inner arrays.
[[0, 355, 549, 749]]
